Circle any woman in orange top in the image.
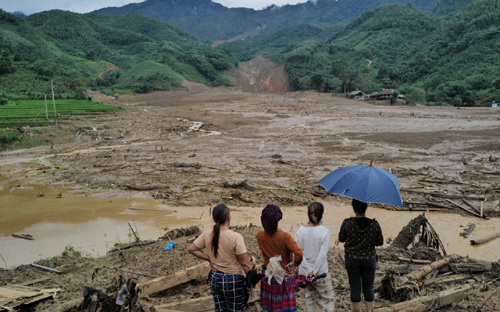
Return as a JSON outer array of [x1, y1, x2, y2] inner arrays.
[[256, 204, 303, 312]]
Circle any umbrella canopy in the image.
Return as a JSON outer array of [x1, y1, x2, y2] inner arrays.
[[318, 165, 403, 207]]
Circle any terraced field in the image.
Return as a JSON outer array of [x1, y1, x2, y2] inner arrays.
[[0, 99, 123, 127]]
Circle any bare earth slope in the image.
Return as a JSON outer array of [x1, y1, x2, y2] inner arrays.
[[233, 56, 290, 92]]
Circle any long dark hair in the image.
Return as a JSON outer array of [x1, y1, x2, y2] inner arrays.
[[308, 202, 324, 225], [211, 204, 230, 258]]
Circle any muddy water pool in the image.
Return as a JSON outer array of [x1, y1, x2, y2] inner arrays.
[[1, 175, 499, 267]]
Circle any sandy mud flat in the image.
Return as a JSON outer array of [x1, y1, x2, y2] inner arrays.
[[1, 81, 500, 311]]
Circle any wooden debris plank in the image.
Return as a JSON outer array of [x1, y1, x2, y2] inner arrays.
[[471, 232, 500, 246], [0, 285, 61, 311], [137, 262, 211, 297], [400, 189, 486, 201], [128, 207, 177, 212], [20, 277, 51, 286], [156, 288, 260, 312], [11, 234, 34, 241], [39, 298, 81, 312], [31, 264, 61, 274], [450, 262, 492, 273], [375, 284, 477, 312], [396, 255, 460, 287], [423, 274, 471, 286], [480, 171, 500, 175], [397, 257, 432, 264], [108, 240, 156, 253], [445, 199, 483, 218]]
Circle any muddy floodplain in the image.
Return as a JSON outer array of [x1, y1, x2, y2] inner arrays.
[[1, 83, 500, 311]]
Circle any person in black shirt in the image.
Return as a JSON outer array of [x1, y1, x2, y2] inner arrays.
[[339, 199, 383, 312]]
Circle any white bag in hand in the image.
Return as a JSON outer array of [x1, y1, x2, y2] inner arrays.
[[265, 255, 286, 285]]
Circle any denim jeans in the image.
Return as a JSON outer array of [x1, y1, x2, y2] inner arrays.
[[345, 256, 377, 303]]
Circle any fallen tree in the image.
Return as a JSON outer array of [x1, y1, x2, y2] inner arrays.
[[375, 284, 479, 312]]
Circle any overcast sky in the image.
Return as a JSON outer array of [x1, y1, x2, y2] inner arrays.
[[1, 0, 308, 15]]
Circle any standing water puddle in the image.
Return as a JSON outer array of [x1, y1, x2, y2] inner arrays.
[[1, 174, 499, 267]]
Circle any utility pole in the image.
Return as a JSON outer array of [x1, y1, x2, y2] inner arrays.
[[50, 80, 57, 125], [44, 93, 49, 120]]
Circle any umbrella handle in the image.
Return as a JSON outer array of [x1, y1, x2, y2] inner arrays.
[[339, 189, 350, 199]]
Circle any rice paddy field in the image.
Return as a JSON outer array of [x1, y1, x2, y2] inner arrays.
[[0, 99, 123, 128]]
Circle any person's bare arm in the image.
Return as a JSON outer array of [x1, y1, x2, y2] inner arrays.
[[188, 243, 210, 262], [237, 253, 253, 274]]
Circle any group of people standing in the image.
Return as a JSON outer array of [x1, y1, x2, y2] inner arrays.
[[188, 199, 383, 312]]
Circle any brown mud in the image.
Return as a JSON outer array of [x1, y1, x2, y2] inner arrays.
[[1, 57, 500, 310]]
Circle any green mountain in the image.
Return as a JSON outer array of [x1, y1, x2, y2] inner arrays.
[[0, 9, 238, 100], [93, 0, 442, 43], [237, 0, 500, 106], [433, 0, 475, 16], [221, 23, 345, 62]]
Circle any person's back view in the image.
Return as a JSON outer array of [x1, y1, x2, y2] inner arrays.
[[295, 202, 335, 312], [339, 199, 383, 312], [188, 204, 253, 312]]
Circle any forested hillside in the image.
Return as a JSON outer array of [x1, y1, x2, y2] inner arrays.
[[221, 23, 344, 61], [0, 9, 238, 102], [93, 0, 441, 43], [223, 0, 500, 106]]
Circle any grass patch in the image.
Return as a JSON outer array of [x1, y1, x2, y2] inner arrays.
[[115, 60, 183, 92], [176, 63, 207, 84], [0, 99, 123, 128]]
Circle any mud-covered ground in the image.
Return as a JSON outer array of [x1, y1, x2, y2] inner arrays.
[[1, 80, 500, 311], [2, 81, 499, 216], [0, 226, 499, 312]]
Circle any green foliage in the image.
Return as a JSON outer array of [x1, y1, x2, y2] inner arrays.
[[268, 0, 500, 105], [405, 87, 426, 105], [0, 129, 21, 147], [390, 90, 400, 105], [0, 8, 238, 99], [0, 99, 123, 128], [221, 23, 344, 61], [62, 244, 90, 257], [0, 49, 15, 75], [433, 0, 474, 16], [115, 61, 183, 93], [92, 0, 441, 42]]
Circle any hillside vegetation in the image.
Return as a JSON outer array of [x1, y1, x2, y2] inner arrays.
[[0, 9, 238, 102], [223, 0, 500, 106], [93, 0, 442, 43]]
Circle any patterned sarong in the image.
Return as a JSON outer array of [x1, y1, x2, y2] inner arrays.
[[260, 271, 297, 312], [208, 270, 246, 312]]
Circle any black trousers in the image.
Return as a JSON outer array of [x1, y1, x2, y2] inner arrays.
[[345, 256, 376, 303]]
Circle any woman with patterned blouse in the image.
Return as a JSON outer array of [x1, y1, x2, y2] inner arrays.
[[338, 199, 384, 312]]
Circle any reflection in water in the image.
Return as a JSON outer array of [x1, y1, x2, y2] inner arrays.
[[0, 175, 499, 267]]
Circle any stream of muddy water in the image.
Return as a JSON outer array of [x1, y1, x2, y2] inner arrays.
[[1, 174, 499, 267]]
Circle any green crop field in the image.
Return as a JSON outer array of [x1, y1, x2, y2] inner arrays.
[[0, 99, 123, 127]]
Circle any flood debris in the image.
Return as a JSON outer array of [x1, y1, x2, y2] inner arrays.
[[460, 223, 476, 238], [375, 283, 479, 312], [159, 226, 200, 241], [12, 233, 35, 240], [137, 262, 211, 297], [108, 240, 155, 253], [390, 214, 446, 255], [127, 207, 176, 213], [80, 276, 140, 312], [124, 184, 169, 191], [0, 285, 61, 311], [471, 232, 500, 246]]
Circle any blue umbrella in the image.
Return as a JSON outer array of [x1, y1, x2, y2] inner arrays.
[[318, 165, 403, 207]]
